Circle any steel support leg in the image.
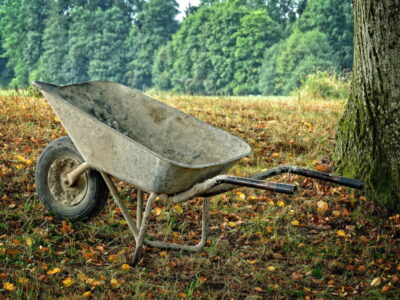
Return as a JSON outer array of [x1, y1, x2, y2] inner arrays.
[[131, 192, 156, 265], [144, 198, 210, 251], [100, 172, 140, 240], [136, 189, 143, 227]]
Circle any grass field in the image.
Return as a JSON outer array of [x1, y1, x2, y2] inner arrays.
[[0, 90, 399, 299]]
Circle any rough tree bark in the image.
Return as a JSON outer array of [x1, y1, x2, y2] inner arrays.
[[335, 1, 400, 211]]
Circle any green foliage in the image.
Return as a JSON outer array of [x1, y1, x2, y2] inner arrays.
[[153, 0, 281, 95], [232, 9, 280, 94], [296, 0, 353, 70], [0, 0, 47, 88], [260, 29, 335, 95], [126, 0, 179, 90], [0, 0, 353, 95], [38, 0, 70, 84], [295, 71, 350, 100], [88, 7, 131, 83]]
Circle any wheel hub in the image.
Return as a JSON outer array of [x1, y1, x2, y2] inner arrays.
[[48, 156, 88, 206]]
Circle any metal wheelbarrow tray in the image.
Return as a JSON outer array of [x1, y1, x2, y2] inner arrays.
[[33, 80, 364, 265]]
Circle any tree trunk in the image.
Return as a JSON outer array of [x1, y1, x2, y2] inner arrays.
[[335, 0, 400, 212]]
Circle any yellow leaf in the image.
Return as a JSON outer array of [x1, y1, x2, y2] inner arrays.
[[121, 264, 131, 270], [277, 200, 285, 207], [267, 266, 276, 271], [317, 200, 329, 214], [236, 192, 246, 200], [25, 236, 33, 247], [247, 259, 258, 265], [108, 254, 117, 263], [16, 155, 26, 162], [82, 291, 92, 297], [228, 221, 237, 228], [297, 243, 305, 248], [110, 278, 121, 288], [62, 277, 74, 287], [174, 205, 183, 214], [18, 278, 29, 284], [271, 153, 281, 158], [25, 159, 33, 165], [47, 267, 61, 275], [248, 195, 257, 200], [54, 116, 60, 123], [4, 282, 15, 291], [291, 220, 300, 226], [267, 200, 275, 206], [153, 207, 162, 216], [370, 277, 381, 287], [336, 230, 346, 237], [159, 251, 167, 257]]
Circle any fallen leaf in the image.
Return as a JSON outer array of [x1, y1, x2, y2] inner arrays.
[[4, 282, 15, 291], [82, 291, 92, 297], [291, 220, 300, 226], [381, 285, 390, 293], [267, 266, 276, 271], [336, 230, 346, 238], [174, 205, 183, 214], [47, 267, 61, 275], [370, 277, 381, 287], [62, 277, 74, 287], [199, 276, 207, 284], [316, 164, 331, 173], [110, 278, 121, 288], [236, 192, 246, 200], [277, 200, 285, 207], [61, 221, 73, 234], [153, 207, 162, 216], [228, 221, 237, 228], [271, 153, 281, 158], [121, 264, 131, 270], [316, 200, 329, 214], [18, 277, 29, 284], [159, 251, 167, 257], [247, 259, 257, 265], [25, 236, 33, 247]]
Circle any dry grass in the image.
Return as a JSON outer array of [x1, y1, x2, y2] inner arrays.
[[0, 90, 399, 299]]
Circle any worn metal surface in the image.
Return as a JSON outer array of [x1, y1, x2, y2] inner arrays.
[[33, 81, 252, 194]]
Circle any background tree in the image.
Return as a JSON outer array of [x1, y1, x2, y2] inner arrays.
[[335, 1, 400, 211], [88, 7, 131, 83], [296, 0, 353, 70], [232, 9, 280, 94], [0, 0, 47, 88], [126, 0, 179, 90], [39, 0, 70, 84], [259, 29, 335, 95]]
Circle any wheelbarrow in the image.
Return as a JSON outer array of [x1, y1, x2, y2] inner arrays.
[[32, 81, 364, 265]]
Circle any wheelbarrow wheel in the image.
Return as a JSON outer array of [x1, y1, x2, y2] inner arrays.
[[35, 136, 109, 221]]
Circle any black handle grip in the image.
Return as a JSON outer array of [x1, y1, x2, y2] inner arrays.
[[275, 183, 297, 194], [290, 168, 364, 189], [217, 176, 297, 195], [337, 176, 364, 189]]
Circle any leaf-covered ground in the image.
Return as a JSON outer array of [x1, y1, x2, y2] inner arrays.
[[0, 91, 399, 299]]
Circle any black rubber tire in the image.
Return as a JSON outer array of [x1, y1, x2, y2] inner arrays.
[[35, 136, 109, 221]]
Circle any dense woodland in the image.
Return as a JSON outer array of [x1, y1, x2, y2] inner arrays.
[[0, 0, 353, 95]]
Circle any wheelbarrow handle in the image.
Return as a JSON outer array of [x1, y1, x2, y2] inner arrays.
[[290, 168, 364, 190], [216, 176, 297, 195]]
